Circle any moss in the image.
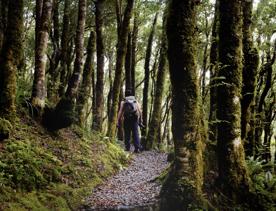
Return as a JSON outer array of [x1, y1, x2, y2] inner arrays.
[[153, 164, 171, 184], [216, 0, 251, 200], [161, 172, 208, 211], [0, 118, 12, 141], [0, 112, 129, 210], [0, 0, 23, 122]]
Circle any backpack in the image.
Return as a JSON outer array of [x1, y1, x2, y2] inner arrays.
[[123, 96, 139, 119]]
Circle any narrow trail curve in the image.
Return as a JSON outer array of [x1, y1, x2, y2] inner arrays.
[[81, 151, 169, 211]]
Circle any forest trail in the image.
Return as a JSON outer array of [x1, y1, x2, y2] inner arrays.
[[81, 151, 169, 211]]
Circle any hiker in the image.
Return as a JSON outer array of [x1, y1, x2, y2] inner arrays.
[[117, 89, 143, 153]]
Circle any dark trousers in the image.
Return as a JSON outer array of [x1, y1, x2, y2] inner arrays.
[[124, 118, 140, 151]]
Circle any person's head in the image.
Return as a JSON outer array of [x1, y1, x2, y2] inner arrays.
[[125, 89, 133, 97]]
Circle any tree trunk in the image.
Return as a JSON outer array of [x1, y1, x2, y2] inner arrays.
[[65, 0, 86, 99], [0, 0, 23, 122], [107, 0, 135, 138], [77, 31, 95, 127], [58, 0, 70, 97], [216, 0, 251, 200], [115, 0, 123, 37], [161, 1, 205, 210], [142, 12, 158, 144], [131, 13, 138, 96], [125, 32, 132, 93], [31, 0, 53, 110], [147, 18, 167, 149], [47, 0, 61, 103], [93, 0, 105, 132], [106, 52, 114, 121], [0, 0, 8, 52], [241, 0, 259, 157], [208, 0, 219, 143], [148, 55, 158, 129], [256, 48, 275, 161], [43, 0, 86, 131]]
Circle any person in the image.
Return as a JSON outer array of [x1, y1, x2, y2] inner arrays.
[[117, 89, 142, 153]]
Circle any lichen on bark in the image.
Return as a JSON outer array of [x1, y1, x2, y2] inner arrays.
[[0, 0, 24, 122], [160, 0, 206, 209], [241, 0, 259, 156], [216, 0, 251, 200]]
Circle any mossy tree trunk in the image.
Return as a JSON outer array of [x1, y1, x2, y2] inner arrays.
[[131, 13, 138, 96], [0, 0, 8, 52], [142, 12, 158, 146], [43, 0, 86, 131], [107, 0, 135, 139], [58, 0, 70, 97], [146, 14, 168, 150], [208, 0, 219, 143], [148, 55, 158, 130], [0, 0, 23, 122], [31, 0, 53, 110], [205, 0, 219, 177], [161, 0, 205, 210], [47, 0, 61, 103], [256, 46, 275, 161], [216, 0, 251, 200], [65, 0, 86, 99], [241, 0, 259, 156], [125, 32, 132, 93], [77, 31, 95, 127], [92, 0, 105, 132], [106, 52, 114, 121]]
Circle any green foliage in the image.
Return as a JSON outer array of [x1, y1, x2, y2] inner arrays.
[[16, 74, 32, 106], [0, 118, 13, 140], [246, 156, 276, 192], [0, 113, 129, 210], [0, 139, 62, 190]]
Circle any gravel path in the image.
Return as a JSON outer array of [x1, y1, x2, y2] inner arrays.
[[82, 151, 169, 211]]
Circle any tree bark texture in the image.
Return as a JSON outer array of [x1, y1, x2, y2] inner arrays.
[[58, 0, 70, 97], [147, 16, 167, 150], [241, 0, 259, 156], [43, 0, 86, 131], [77, 31, 95, 127], [161, 0, 205, 210], [125, 32, 132, 93], [256, 47, 275, 160], [208, 0, 219, 143], [65, 0, 86, 99], [47, 0, 61, 102], [131, 13, 138, 96], [142, 12, 158, 142], [106, 52, 113, 121], [93, 0, 105, 132], [0, 0, 8, 52], [107, 0, 135, 138], [216, 0, 251, 200], [31, 0, 53, 109], [0, 0, 23, 121]]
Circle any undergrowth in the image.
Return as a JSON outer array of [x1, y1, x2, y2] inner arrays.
[[0, 111, 129, 211]]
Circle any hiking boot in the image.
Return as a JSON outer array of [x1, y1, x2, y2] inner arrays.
[[134, 148, 140, 153]]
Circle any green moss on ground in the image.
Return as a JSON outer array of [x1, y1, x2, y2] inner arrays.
[[0, 118, 13, 140], [0, 112, 129, 211]]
